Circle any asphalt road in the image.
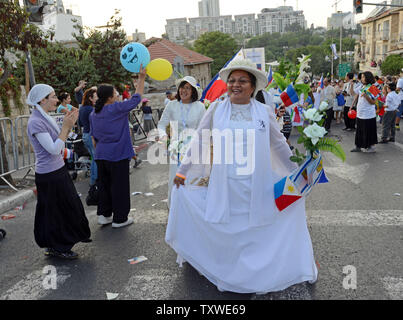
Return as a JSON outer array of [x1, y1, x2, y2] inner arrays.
[[0, 121, 402, 301]]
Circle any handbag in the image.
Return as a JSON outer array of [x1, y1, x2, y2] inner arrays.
[[86, 183, 99, 206]]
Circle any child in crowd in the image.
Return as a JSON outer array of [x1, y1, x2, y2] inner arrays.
[[140, 98, 153, 133], [276, 104, 293, 150], [380, 83, 399, 143]]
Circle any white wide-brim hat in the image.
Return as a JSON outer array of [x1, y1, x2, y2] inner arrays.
[[175, 76, 203, 100], [219, 59, 268, 97]]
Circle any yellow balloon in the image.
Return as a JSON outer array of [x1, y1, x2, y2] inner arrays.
[[146, 58, 173, 81]]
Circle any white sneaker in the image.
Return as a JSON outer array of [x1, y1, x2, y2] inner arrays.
[[366, 147, 376, 153], [98, 215, 113, 225], [112, 218, 134, 228]]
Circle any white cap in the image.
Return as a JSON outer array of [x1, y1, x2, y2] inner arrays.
[[26, 84, 54, 107]]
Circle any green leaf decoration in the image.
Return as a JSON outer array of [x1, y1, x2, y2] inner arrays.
[[266, 81, 278, 91], [316, 138, 346, 162], [294, 83, 310, 98], [273, 73, 288, 92]]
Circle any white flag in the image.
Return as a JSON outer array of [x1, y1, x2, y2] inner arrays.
[[330, 44, 338, 60]]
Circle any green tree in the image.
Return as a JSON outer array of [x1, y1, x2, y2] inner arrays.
[[14, 42, 100, 105], [73, 9, 131, 91], [193, 31, 239, 76], [380, 54, 403, 76], [0, 0, 49, 86]]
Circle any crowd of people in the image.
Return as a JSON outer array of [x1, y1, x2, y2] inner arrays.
[[25, 60, 402, 294]]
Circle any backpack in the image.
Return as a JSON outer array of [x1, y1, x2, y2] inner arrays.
[[86, 183, 99, 206]]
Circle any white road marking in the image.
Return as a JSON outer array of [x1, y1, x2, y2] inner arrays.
[[323, 153, 370, 184], [119, 272, 180, 300], [0, 267, 71, 300], [381, 277, 403, 300], [307, 210, 403, 226]]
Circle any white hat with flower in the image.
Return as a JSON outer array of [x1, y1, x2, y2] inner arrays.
[[219, 59, 268, 97]]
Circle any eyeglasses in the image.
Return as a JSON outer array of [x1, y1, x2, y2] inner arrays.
[[227, 79, 251, 86]]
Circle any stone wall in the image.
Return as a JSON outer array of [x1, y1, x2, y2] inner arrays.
[[0, 85, 30, 118]]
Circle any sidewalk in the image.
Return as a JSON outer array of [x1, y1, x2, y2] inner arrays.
[[0, 140, 152, 216]]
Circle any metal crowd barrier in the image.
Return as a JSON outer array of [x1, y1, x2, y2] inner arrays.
[[0, 108, 166, 191], [0, 117, 19, 191]]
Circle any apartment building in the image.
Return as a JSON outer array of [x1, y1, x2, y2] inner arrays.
[[357, 7, 403, 73], [165, 6, 306, 44]]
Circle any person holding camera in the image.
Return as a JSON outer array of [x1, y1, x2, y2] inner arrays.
[[26, 84, 91, 260], [74, 80, 87, 106]]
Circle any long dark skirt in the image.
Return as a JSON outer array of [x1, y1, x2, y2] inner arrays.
[[34, 165, 91, 252], [355, 117, 378, 149]]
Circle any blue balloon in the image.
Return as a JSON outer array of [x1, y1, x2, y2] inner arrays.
[[120, 42, 150, 73]]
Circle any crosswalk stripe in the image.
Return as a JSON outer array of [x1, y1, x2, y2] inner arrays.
[[307, 210, 403, 226], [99, 208, 403, 227], [381, 277, 403, 300], [0, 267, 71, 300]]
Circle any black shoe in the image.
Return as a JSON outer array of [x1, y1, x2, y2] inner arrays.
[[342, 127, 348, 131], [379, 140, 388, 144], [133, 159, 142, 168], [81, 238, 92, 243], [45, 248, 79, 260], [350, 147, 362, 152], [0, 229, 6, 240], [389, 139, 395, 142]]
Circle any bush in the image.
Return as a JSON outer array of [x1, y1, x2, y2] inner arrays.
[[380, 54, 403, 76]]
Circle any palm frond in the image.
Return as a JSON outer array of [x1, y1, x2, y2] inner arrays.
[[316, 138, 346, 162]]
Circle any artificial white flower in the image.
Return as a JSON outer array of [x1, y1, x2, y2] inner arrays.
[[303, 108, 323, 122], [319, 101, 329, 112], [303, 123, 327, 145], [296, 71, 309, 84]]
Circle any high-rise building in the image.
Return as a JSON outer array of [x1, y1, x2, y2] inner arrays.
[[327, 11, 355, 30], [198, 0, 220, 17], [165, 3, 306, 44]]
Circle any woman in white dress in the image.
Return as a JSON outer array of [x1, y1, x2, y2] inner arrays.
[[166, 59, 318, 294], [157, 76, 205, 206]]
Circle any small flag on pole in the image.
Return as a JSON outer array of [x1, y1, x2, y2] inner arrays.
[[266, 66, 273, 87]]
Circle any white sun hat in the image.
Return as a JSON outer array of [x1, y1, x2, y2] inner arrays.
[[175, 76, 203, 100], [219, 59, 268, 97]]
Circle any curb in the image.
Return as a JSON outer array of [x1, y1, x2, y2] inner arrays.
[[0, 188, 37, 215]]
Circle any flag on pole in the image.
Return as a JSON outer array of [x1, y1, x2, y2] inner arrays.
[[319, 75, 324, 89], [201, 49, 245, 103], [330, 44, 338, 60], [266, 66, 273, 87]]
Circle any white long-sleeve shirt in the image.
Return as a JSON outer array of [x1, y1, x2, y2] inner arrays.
[[157, 100, 206, 139]]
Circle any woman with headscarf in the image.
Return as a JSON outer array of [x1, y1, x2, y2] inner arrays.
[[27, 84, 91, 260], [165, 59, 318, 294], [89, 66, 146, 228], [157, 76, 205, 207]]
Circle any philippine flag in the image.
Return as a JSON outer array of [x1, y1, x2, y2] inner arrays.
[[266, 66, 273, 87], [201, 49, 245, 103], [274, 176, 302, 212], [280, 84, 299, 107]]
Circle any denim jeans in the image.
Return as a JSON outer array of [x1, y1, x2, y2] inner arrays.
[[83, 133, 98, 186]]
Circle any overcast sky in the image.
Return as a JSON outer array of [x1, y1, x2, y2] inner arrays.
[[62, 0, 376, 37]]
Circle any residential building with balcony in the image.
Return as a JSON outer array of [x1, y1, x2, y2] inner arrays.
[[357, 6, 403, 74]]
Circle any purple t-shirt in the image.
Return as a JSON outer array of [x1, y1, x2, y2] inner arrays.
[[27, 110, 65, 174], [90, 94, 141, 161]]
